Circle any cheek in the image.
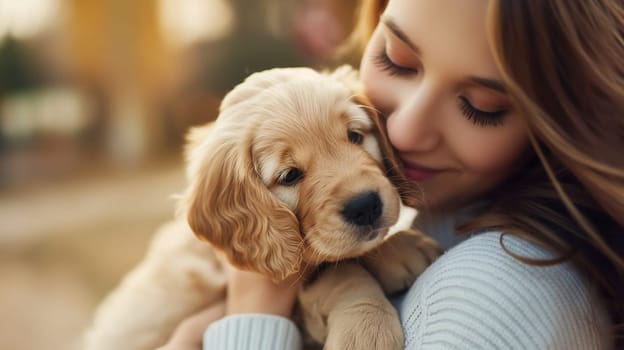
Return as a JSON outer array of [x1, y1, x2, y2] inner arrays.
[[361, 70, 395, 120], [453, 122, 530, 175], [361, 62, 383, 107]]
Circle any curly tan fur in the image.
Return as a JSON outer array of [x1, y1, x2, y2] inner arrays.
[[180, 66, 410, 281], [84, 66, 441, 350]]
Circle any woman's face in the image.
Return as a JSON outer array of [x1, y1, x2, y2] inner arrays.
[[361, 0, 530, 211]]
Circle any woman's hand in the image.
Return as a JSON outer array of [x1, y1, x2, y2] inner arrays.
[[225, 264, 303, 318], [156, 301, 225, 350], [160, 265, 303, 349]]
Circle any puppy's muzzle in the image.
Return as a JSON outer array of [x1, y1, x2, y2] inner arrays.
[[341, 191, 383, 233]]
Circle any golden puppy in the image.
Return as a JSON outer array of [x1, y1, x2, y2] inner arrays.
[[84, 66, 441, 350], [183, 66, 413, 279]]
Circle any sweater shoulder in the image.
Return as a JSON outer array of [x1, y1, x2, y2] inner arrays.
[[398, 232, 612, 349]]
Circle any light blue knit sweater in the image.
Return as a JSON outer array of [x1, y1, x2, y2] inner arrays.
[[203, 214, 612, 349]]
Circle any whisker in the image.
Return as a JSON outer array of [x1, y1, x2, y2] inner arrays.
[[314, 249, 326, 266], [355, 102, 382, 116], [289, 251, 312, 288]]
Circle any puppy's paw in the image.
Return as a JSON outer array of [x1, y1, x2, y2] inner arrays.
[[363, 230, 442, 294], [324, 297, 403, 350]]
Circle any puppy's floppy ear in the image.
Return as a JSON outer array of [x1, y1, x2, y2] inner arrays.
[[180, 135, 304, 281], [182, 123, 215, 181]]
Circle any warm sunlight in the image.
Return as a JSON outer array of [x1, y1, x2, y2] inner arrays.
[[158, 0, 235, 47], [0, 0, 60, 40]]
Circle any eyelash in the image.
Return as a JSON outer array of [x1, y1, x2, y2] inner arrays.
[[374, 49, 416, 76], [458, 97, 506, 127], [374, 48, 506, 127]]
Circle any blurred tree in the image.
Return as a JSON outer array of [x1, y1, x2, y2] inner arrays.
[[64, 0, 177, 163], [163, 0, 362, 143], [0, 37, 42, 151], [0, 37, 40, 97], [191, 0, 308, 94]]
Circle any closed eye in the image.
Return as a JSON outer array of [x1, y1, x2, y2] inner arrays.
[[458, 97, 506, 127], [374, 49, 417, 77]]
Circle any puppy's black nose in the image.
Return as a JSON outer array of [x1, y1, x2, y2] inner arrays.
[[342, 191, 383, 227]]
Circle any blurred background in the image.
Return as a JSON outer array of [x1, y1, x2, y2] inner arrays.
[[0, 0, 358, 348]]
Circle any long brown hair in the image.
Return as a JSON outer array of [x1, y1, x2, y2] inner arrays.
[[344, 0, 624, 343], [486, 0, 624, 340]]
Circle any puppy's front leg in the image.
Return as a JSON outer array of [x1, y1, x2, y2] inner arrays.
[[298, 262, 403, 350], [362, 229, 442, 295]]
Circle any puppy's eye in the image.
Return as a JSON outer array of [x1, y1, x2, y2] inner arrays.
[[278, 168, 304, 186], [348, 130, 364, 145]]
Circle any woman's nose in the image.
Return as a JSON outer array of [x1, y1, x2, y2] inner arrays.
[[386, 85, 441, 153]]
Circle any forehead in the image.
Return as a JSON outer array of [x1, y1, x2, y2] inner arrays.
[[383, 0, 499, 79], [254, 78, 374, 136], [249, 81, 377, 174]]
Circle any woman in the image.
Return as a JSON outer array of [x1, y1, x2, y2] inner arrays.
[[163, 0, 624, 348]]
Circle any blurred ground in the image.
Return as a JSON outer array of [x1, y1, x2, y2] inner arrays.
[[0, 157, 186, 350]]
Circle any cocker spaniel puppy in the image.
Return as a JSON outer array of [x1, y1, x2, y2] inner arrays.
[[84, 66, 441, 350]]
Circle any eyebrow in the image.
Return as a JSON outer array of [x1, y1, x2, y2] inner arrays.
[[382, 17, 507, 94], [468, 77, 507, 93], [381, 17, 420, 54]]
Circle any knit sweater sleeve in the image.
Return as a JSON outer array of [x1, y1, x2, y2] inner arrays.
[[396, 232, 613, 349], [203, 314, 302, 350]]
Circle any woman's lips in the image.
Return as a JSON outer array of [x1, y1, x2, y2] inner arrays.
[[402, 161, 443, 182]]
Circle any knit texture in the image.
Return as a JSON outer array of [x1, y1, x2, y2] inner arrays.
[[202, 232, 612, 349], [397, 232, 612, 350], [203, 314, 302, 350]]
